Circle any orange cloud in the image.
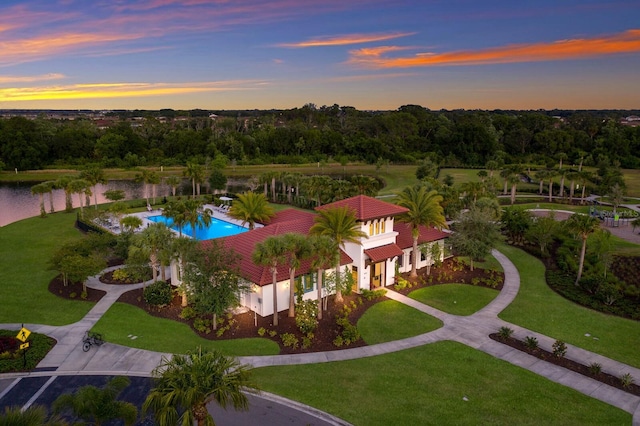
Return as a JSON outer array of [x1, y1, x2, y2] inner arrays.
[[0, 80, 268, 102], [0, 32, 146, 65], [278, 32, 415, 48], [348, 29, 640, 68]]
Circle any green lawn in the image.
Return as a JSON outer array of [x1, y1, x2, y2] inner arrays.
[[93, 303, 280, 356], [253, 341, 630, 426], [409, 285, 499, 316], [498, 243, 640, 368], [357, 300, 443, 344], [0, 213, 97, 324]]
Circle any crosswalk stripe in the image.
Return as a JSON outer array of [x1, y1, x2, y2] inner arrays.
[[21, 376, 56, 412]]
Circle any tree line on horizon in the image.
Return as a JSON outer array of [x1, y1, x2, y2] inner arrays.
[[1, 104, 639, 173]]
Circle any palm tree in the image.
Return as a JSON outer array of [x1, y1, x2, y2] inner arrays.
[[0, 405, 68, 426], [396, 186, 447, 278], [310, 206, 367, 303], [171, 236, 198, 306], [227, 192, 274, 230], [53, 376, 137, 426], [184, 162, 205, 199], [565, 213, 600, 286], [460, 181, 484, 206], [68, 178, 91, 216], [608, 183, 625, 215], [148, 171, 161, 204], [534, 169, 548, 195], [80, 166, 106, 209], [576, 170, 593, 205], [309, 235, 338, 318], [253, 235, 288, 325], [184, 199, 212, 239], [163, 200, 188, 237], [282, 233, 312, 317], [135, 222, 174, 283], [164, 175, 182, 197], [120, 215, 143, 233], [30, 182, 49, 217], [546, 169, 558, 203], [143, 348, 257, 426], [55, 176, 74, 212], [43, 180, 57, 213]]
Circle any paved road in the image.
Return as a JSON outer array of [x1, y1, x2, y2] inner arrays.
[[0, 375, 346, 426]]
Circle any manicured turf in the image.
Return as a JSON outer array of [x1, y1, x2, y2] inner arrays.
[[0, 213, 96, 324], [498, 243, 640, 368], [409, 284, 499, 316], [253, 341, 630, 426], [357, 300, 442, 344], [92, 303, 280, 356]]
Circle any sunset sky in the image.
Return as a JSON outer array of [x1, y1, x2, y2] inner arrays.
[[1, 0, 639, 111]]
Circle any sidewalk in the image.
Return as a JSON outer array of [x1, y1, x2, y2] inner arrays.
[[2, 251, 640, 424]]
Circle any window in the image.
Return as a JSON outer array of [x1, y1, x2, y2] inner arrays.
[[369, 219, 387, 236], [294, 272, 316, 295]]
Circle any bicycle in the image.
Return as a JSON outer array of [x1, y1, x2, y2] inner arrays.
[[82, 331, 104, 352]]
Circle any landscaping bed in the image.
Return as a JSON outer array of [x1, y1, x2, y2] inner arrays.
[[47, 257, 503, 355], [489, 333, 640, 396], [49, 275, 105, 302], [392, 257, 504, 296], [115, 288, 383, 354]]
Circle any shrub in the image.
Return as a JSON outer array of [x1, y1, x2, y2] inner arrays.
[[394, 277, 412, 291], [143, 280, 173, 306], [333, 336, 344, 347], [498, 326, 514, 340], [302, 335, 313, 349], [621, 373, 635, 389], [193, 318, 211, 334], [280, 333, 299, 349], [361, 288, 387, 301], [180, 306, 197, 320], [524, 336, 539, 350], [295, 300, 318, 335], [552, 340, 567, 358], [268, 330, 277, 338], [257, 327, 266, 337], [111, 268, 132, 283], [588, 362, 602, 375]]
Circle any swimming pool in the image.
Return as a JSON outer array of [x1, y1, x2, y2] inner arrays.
[[147, 215, 248, 240]]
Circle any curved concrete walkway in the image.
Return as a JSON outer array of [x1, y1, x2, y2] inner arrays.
[[2, 252, 640, 424]]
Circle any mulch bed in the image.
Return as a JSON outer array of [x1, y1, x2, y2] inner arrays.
[[48, 258, 503, 355], [48, 275, 105, 302], [98, 269, 154, 285], [489, 333, 640, 396]]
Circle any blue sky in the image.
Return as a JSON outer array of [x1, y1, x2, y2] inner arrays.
[[0, 0, 639, 110]]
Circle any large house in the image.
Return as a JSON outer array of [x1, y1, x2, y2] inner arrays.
[[171, 195, 449, 318]]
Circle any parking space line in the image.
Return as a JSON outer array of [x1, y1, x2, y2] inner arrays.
[[22, 376, 56, 412]]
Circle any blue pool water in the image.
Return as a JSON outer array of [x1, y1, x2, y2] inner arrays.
[[147, 215, 248, 240]]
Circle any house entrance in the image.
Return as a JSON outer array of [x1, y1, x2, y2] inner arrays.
[[371, 262, 383, 289]]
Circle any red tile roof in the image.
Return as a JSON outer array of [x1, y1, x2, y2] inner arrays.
[[393, 222, 449, 249], [316, 195, 408, 221], [364, 244, 404, 262], [202, 209, 352, 286], [265, 209, 316, 225]]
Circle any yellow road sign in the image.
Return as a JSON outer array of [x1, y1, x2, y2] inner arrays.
[[20, 342, 30, 350], [16, 327, 31, 342]]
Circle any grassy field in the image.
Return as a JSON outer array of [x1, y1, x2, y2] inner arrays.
[[357, 300, 442, 344], [409, 285, 499, 316], [0, 212, 96, 325], [92, 303, 279, 356], [498, 243, 640, 368], [253, 341, 630, 426]]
